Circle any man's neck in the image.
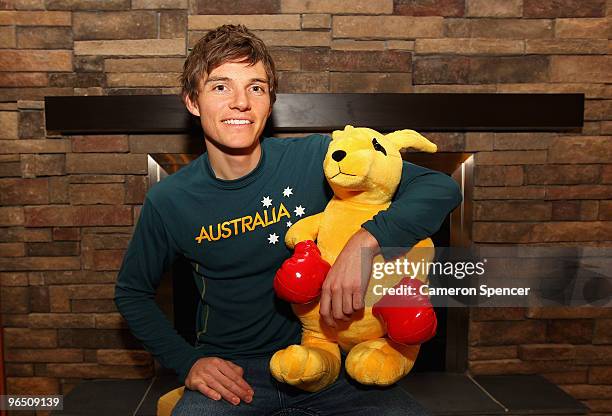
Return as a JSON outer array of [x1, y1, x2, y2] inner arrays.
[[205, 139, 262, 180]]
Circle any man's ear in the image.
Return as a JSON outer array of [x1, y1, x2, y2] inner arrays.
[[183, 93, 201, 117]]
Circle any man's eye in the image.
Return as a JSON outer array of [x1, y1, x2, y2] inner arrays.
[[213, 85, 226, 91], [251, 85, 265, 93], [372, 138, 387, 156]]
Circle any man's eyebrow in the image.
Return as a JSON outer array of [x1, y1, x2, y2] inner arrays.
[[204, 76, 269, 84], [204, 76, 230, 84]]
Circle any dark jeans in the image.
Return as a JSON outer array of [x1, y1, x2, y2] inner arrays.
[[172, 355, 429, 416]]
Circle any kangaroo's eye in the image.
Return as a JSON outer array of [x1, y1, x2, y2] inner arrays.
[[372, 138, 387, 156]]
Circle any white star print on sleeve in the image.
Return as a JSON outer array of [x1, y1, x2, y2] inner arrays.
[[261, 196, 273, 208], [282, 187, 293, 197], [286, 221, 293, 228], [268, 233, 279, 245]]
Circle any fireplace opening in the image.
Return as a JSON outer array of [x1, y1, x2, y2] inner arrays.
[[148, 149, 473, 373]]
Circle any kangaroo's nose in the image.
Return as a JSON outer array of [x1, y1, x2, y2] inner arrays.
[[332, 150, 346, 162]]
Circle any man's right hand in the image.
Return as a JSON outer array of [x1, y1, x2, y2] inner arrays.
[[185, 357, 254, 405]]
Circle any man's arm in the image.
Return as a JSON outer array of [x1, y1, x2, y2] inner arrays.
[[319, 162, 462, 326], [114, 197, 202, 380], [114, 198, 253, 405], [362, 162, 462, 255]]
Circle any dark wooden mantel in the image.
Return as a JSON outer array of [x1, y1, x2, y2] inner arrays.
[[45, 93, 584, 135]]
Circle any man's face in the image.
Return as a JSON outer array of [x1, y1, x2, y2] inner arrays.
[[185, 60, 272, 152]]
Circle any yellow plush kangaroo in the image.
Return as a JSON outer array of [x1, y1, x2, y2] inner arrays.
[[269, 125, 438, 392]]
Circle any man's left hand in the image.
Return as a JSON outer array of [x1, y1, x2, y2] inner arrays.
[[319, 228, 380, 327]]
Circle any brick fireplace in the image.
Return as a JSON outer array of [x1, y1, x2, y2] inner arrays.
[[1, 0, 611, 414]]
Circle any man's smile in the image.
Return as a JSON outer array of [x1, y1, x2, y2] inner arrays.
[[222, 118, 253, 125]]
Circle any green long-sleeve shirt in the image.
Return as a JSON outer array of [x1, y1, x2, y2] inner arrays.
[[114, 134, 462, 382]]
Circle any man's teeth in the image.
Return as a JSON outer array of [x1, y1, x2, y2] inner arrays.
[[223, 119, 252, 125]]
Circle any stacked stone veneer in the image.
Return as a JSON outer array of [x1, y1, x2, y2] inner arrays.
[[0, 0, 610, 413]]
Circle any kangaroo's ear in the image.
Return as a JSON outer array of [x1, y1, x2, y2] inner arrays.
[[385, 129, 437, 153], [331, 125, 355, 141]]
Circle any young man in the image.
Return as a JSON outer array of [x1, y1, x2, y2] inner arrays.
[[115, 25, 461, 415]]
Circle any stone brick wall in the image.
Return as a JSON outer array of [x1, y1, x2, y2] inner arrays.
[[0, 0, 610, 413]]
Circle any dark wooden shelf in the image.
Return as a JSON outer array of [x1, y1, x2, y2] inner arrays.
[[45, 93, 584, 135]]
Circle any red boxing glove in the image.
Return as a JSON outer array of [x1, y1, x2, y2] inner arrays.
[[373, 278, 437, 345], [274, 240, 331, 304]]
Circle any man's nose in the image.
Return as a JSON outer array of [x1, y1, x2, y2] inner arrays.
[[230, 89, 250, 111]]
